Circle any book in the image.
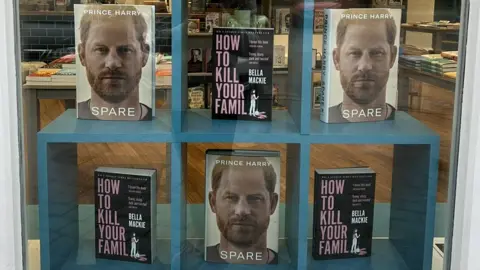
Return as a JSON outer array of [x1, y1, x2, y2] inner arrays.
[[188, 84, 206, 109], [205, 48, 214, 73], [212, 27, 274, 121], [314, 10, 325, 33], [206, 83, 213, 109], [273, 45, 286, 67], [204, 149, 281, 264], [320, 8, 401, 123], [188, 19, 201, 33], [26, 68, 61, 82], [94, 167, 157, 264], [313, 167, 376, 260], [74, 4, 156, 121], [206, 12, 220, 33], [276, 8, 291, 34], [188, 48, 204, 73]]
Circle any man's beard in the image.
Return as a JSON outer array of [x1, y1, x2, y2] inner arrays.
[[341, 71, 388, 105], [87, 68, 142, 104], [217, 214, 269, 248]]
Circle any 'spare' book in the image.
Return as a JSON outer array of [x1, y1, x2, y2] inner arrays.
[[95, 167, 157, 264], [320, 8, 401, 123], [204, 149, 281, 264], [313, 167, 375, 260], [212, 27, 274, 121], [74, 4, 156, 121]]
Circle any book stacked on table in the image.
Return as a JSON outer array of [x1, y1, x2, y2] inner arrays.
[[419, 54, 457, 76], [25, 68, 61, 83], [399, 55, 424, 70], [156, 53, 172, 86], [50, 68, 76, 84]]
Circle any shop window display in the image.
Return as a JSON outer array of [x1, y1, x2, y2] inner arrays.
[[14, 0, 464, 269]]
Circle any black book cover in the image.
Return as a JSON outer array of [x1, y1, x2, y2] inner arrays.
[[212, 27, 274, 121], [94, 167, 156, 264], [312, 168, 375, 260]]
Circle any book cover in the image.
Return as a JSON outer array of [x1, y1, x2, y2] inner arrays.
[[188, 48, 204, 73], [188, 19, 201, 33], [314, 10, 324, 33], [320, 8, 401, 123], [275, 8, 291, 34], [94, 167, 156, 264], [204, 150, 281, 264], [205, 48, 214, 73], [188, 84, 206, 109], [206, 12, 220, 33], [74, 4, 155, 121], [206, 83, 213, 109], [312, 168, 375, 260], [212, 27, 274, 121], [273, 45, 286, 67]]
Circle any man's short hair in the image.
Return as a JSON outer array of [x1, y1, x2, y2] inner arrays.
[[79, 4, 149, 52], [336, 9, 397, 48], [211, 155, 277, 194]]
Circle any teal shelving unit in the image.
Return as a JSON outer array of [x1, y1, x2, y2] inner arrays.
[[36, 0, 440, 269]]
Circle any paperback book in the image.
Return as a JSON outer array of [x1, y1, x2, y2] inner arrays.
[[312, 168, 375, 260], [320, 8, 401, 123], [212, 27, 274, 121], [94, 167, 157, 264], [188, 48, 204, 73], [188, 84, 206, 109], [204, 150, 281, 264], [74, 4, 156, 121]]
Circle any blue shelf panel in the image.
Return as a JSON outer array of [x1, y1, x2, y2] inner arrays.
[[308, 239, 409, 270], [178, 239, 295, 270], [55, 240, 170, 270], [38, 109, 172, 143], [309, 112, 439, 144], [180, 109, 301, 143]]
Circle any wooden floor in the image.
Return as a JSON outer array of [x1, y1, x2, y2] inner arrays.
[[29, 82, 454, 204]]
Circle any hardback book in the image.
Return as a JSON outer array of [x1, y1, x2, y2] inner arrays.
[[188, 19, 201, 33], [320, 8, 401, 123], [74, 4, 156, 121], [273, 45, 286, 67], [94, 167, 157, 264], [206, 83, 213, 109], [314, 10, 324, 33], [206, 12, 220, 33], [188, 48, 204, 73], [205, 48, 214, 73], [212, 27, 274, 121], [313, 167, 376, 260], [204, 149, 281, 264], [188, 84, 206, 109], [277, 8, 291, 34]]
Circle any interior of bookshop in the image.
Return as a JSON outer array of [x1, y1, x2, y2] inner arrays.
[[16, 0, 464, 269]]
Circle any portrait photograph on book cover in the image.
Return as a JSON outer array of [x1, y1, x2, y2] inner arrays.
[[204, 151, 280, 265], [323, 8, 401, 123], [74, 4, 155, 121]]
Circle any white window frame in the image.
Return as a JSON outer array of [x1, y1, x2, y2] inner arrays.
[[0, 0, 25, 269], [449, 0, 480, 269]]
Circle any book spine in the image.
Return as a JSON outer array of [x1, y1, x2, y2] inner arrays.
[[319, 10, 330, 122], [150, 172, 157, 262]]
